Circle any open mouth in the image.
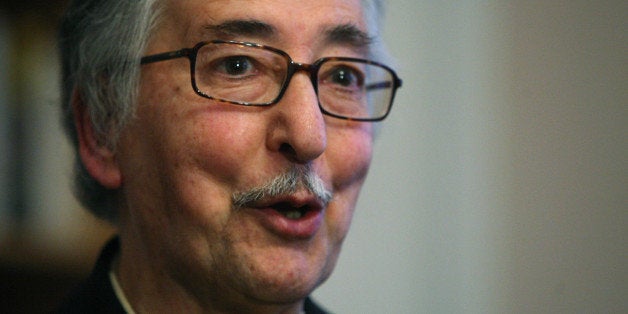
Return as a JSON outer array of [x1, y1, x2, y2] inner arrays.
[[244, 194, 326, 238], [272, 202, 314, 220]]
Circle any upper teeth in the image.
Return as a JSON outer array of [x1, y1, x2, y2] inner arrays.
[[283, 210, 303, 219]]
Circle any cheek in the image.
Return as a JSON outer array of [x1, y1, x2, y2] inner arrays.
[[166, 104, 265, 184], [327, 125, 374, 190], [157, 114, 264, 215], [323, 125, 374, 239], [120, 88, 266, 224]]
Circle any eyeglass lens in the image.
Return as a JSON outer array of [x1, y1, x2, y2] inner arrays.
[[192, 42, 395, 120]]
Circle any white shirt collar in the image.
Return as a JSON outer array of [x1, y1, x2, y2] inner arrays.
[[108, 265, 137, 314]]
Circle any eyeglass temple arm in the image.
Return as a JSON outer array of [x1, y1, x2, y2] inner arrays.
[[365, 78, 403, 91], [140, 48, 192, 65]]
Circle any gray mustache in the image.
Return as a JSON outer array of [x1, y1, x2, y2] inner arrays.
[[232, 165, 333, 209]]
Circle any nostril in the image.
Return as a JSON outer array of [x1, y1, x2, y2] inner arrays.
[[279, 143, 298, 160]]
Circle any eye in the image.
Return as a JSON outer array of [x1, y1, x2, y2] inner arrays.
[[325, 65, 364, 88], [218, 55, 254, 76]]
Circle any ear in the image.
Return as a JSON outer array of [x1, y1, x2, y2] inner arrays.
[[72, 89, 122, 189]]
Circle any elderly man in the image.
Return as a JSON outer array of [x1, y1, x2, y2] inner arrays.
[[57, 0, 401, 313]]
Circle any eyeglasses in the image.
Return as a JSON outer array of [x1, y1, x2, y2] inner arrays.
[[140, 40, 402, 121]]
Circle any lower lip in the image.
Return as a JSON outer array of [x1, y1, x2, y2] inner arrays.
[[250, 207, 324, 239]]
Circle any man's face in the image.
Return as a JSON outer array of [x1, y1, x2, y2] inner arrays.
[[116, 0, 373, 307]]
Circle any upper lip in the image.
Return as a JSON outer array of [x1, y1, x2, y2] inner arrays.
[[249, 190, 326, 213]]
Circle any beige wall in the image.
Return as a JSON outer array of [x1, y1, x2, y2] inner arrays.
[[315, 1, 626, 313]]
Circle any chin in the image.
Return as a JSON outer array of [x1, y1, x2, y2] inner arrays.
[[237, 248, 339, 304], [248, 273, 328, 305]]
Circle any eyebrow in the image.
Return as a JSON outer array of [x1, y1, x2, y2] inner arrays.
[[323, 23, 374, 50], [201, 20, 373, 51], [202, 20, 277, 40]]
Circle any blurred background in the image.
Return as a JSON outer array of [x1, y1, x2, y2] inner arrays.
[[1, 0, 116, 313], [1, 0, 626, 313]]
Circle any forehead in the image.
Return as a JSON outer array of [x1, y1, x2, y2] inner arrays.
[[158, 0, 368, 48]]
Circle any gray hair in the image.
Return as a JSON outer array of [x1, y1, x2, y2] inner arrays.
[[60, 0, 162, 222], [60, 0, 385, 223], [232, 165, 333, 210]]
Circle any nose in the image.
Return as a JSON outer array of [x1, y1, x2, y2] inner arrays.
[[266, 72, 327, 163]]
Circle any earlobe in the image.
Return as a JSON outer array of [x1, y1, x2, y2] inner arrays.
[[72, 89, 122, 189]]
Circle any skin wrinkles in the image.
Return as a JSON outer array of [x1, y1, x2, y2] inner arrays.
[[112, 0, 374, 313]]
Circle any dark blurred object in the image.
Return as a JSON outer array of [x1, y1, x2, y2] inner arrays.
[[2, 2, 92, 313], [0, 263, 83, 313], [2, 0, 67, 21]]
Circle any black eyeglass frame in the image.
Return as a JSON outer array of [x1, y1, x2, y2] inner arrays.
[[140, 40, 402, 122]]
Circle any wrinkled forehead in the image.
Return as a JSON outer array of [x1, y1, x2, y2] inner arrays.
[[154, 0, 372, 53]]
